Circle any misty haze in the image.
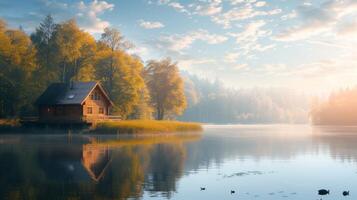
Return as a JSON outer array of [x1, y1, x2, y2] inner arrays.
[[1, 0, 357, 199]]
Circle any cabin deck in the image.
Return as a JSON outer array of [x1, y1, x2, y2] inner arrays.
[[20, 115, 122, 126]]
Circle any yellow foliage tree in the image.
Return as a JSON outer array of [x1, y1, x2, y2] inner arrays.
[[0, 21, 37, 116], [95, 28, 149, 118], [55, 19, 96, 83], [145, 58, 187, 120]]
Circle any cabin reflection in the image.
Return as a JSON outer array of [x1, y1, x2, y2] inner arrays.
[[82, 143, 112, 182], [4, 127, 357, 199]]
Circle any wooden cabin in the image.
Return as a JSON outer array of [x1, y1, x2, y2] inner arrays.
[[35, 82, 114, 124]]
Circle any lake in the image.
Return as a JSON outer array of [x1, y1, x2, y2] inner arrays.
[[0, 125, 356, 199]]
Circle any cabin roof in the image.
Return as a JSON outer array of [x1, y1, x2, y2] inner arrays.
[[35, 81, 113, 106]]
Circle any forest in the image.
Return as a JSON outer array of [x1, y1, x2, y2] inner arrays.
[[0, 15, 313, 124], [0, 15, 186, 120], [310, 87, 357, 125], [180, 73, 309, 124]]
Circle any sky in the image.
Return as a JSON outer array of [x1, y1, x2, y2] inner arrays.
[[1, 0, 357, 94]]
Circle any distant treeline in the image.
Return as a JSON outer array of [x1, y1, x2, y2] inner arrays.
[[180, 74, 309, 124], [310, 88, 357, 125], [0, 15, 186, 120]]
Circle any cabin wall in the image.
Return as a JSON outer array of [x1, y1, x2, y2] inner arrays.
[[82, 87, 110, 119], [39, 105, 83, 123]]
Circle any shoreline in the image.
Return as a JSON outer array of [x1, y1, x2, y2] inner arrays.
[[0, 119, 202, 134]]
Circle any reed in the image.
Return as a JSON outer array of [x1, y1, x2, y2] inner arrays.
[[0, 119, 19, 126], [91, 120, 202, 134]]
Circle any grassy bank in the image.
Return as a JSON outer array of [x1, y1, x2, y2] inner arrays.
[[90, 120, 202, 134], [0, 119, 21, 131]]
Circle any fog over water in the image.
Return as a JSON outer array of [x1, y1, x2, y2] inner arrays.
[[1, 125, 357, 199]]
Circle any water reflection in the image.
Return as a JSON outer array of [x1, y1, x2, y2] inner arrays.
[[1, 125, 357, 199], [0, 133, 200, 199]]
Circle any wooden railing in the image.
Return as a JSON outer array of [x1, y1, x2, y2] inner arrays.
[[20, 116, 39, 122], [20, 115, 121, 125], [82, 115, 122, 124]]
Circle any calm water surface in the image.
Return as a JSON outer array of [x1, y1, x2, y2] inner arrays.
[[0, 125, 357, 199]]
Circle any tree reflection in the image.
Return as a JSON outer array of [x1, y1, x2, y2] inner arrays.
[[7, 127, 357, 200], [0, 133, 200, 200], [145, 143, 186, 198]]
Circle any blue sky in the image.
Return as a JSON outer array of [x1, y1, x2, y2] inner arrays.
[[1, 0, 357, 93]]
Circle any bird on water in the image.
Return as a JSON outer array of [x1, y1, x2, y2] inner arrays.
[[200, 187, 206, 191], [343, 191, 349, 196], [231, 190, 235, 194], [318, 189, 329, 195]]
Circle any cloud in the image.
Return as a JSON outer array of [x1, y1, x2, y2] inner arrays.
[[306, 39, 351, 50], [211, 3, 281, 29], [337, 20, 357, 38], [178, 58, 216, 70], [233, 63, 248, 70], [154, 29, 228, 53], [261, 59, 356, 80], [228, 20, 273, 56], [229, 0, 252, 5], [127, 46, 149, 58], [280, 10, 297, 20], [195, 0, 222, 16], [225, 52, 241, 63], [275, 0, 357, 41], [255, 1, 266, 7], [156, 0, 223, 16], [155, 0, 191, 14], [157, 0, 170, 4], [229, 20, 268, 43], [77, 0, 114, 33], [168, 2, 190, 14], [3, 0, 114, 33], [263, 63, 286, 72], [138, 20, 164, 29], [295, 61, 339, 77]]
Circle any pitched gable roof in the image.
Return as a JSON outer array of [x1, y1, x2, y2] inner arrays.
[[35, 81, 113, 106]]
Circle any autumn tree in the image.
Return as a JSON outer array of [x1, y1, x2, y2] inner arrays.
[[95, 28, 149, 118], [145, 58, 186, 120], [54, 19, 96, 83], [0, 20, 37, 116]]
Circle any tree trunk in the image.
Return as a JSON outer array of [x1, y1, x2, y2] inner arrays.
[[62, 61, 66, 83], [74, 59, 78, 81], [156, 106, 160, 120], [157, 106, 165, 120], [108, 54, 114, 96]]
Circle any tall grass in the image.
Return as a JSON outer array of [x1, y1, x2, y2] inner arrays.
[[0, 119, 19, 127], [91, 120, 202, 134]]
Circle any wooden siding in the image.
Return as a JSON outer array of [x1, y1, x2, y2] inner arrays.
[[39, 105, 83, 123], [83, 86, 111, 118]]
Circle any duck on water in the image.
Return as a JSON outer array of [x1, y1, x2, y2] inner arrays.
[[318, 189, 329, 195], [343, 191, 349, 196]]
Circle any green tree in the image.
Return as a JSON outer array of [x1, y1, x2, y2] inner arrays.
[[145, 58, 187, 120], [31, 15, 60, 87]]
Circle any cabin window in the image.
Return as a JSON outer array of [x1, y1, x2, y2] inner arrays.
[[99, 107, 104, 114], [90, 92, 100, 100], [94, 92, 100, 100], [87, 107, 93, 114]]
